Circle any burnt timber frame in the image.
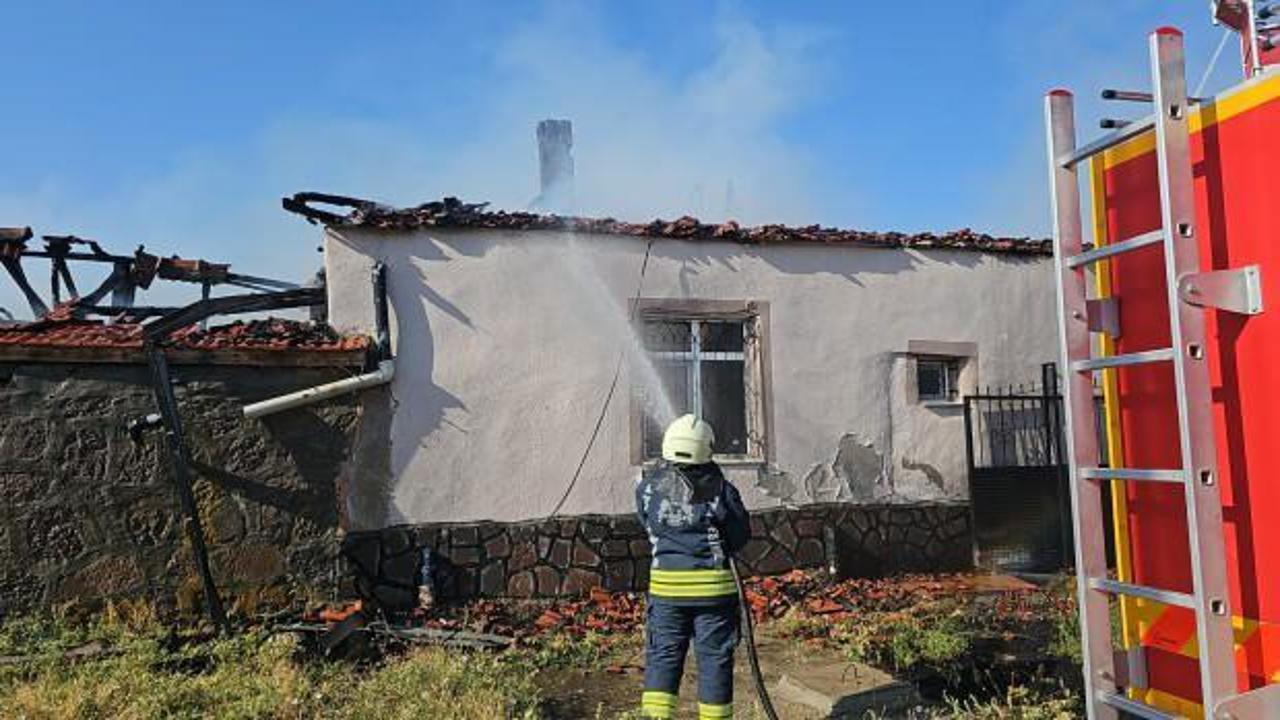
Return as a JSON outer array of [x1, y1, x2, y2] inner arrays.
[[140, 287, 325, 632]]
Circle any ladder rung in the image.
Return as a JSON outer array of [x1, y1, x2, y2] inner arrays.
[[1090, 578, 1195, 608], [1058, 115, 1156, 168], [1079, 467, 1186, 483], [1066, 229, 1163, 268], [1098, 692, 1178, 720], [1071, 348, 1174, 372]]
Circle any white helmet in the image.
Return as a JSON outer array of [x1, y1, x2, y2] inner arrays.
[[661, 414, 715, 464]]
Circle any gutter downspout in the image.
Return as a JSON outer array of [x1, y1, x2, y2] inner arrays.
[[243, 360, 394, 419], [243, 262, 394, 420]]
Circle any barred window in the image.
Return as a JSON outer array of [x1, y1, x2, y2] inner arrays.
[[637, 311, 764, 461]]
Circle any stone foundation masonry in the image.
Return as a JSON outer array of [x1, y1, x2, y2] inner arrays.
[[341, 503, 972, 604]]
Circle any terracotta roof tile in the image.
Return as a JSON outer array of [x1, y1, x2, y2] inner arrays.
[[0, 317, 368, 353], [283, 194, 1052, 256]]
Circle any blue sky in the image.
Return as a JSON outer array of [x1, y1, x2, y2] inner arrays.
[[0, 1, 1246, 316]]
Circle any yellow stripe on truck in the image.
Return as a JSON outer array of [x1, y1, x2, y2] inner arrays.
[[1102, 69, 1280, 168]]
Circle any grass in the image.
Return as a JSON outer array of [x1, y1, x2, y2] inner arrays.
[[517, 630, 620, 672], [0, 579, 1086, 719], [933, 681, 1081, 719], [773, 577, 1085, 717], [776, 579, 1082, 674], [774, 600, 980, 672], [0, 606, 541, 720]]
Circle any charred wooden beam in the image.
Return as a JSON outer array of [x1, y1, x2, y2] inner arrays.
[[143, 343, 229, 634], [143, 287, 325, 342]]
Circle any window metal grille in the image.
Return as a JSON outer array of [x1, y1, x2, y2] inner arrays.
[[640, 319, 748, 457]]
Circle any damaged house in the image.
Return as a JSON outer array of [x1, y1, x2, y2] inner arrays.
[[287, 187, 1059, 601], [0, 130, 1059, 616]]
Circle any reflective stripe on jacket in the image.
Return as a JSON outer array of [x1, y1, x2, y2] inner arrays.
[[649, 568, 737, 599]]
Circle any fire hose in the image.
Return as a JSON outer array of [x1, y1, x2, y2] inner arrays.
[[731, 557, 781, 720]]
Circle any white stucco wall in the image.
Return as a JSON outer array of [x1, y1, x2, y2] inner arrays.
[[323, 227, 1057, 527]]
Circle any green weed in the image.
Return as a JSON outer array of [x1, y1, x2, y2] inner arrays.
[[0, 611, 540, 720]]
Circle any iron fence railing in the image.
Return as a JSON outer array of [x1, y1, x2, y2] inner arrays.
[[963, 363, 1066, 471]]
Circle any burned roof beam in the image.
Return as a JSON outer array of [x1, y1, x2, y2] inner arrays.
[[0, 228, 47, 316], [77, 304, 180, 319], [224, 272, 300, 292], [78, 261, 134, 307], [20, 250, 133, 263], [142, 343, 228, 634], [51, 255, 78, 303], [42, 234, 115, 258], [7, 227, 304, 321], [143, 287, 325, 342], [0, 227, 33, 243], [281, 191, 392, 226]]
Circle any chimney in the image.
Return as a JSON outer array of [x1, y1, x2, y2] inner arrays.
[[534, 119, 574, 213]]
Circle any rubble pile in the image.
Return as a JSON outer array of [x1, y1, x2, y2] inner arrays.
[[418, 586, 647, 640], [172, 318, 367, 351], [734, 570, 1044, 623], [301, 570, 1048, 644]]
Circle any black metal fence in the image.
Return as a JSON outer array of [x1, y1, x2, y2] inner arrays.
[[965, 363, 1072, 573]]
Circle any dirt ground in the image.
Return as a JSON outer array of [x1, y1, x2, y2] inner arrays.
[[538, 626, 910, 719]]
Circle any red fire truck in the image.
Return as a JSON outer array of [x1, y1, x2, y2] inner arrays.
[[1045, 3, 1280, 718]]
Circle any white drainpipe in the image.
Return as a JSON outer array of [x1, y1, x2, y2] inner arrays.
[[242, 359, 395, 419]]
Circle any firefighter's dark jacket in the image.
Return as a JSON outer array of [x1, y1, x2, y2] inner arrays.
[[635, 460, 751, 605]]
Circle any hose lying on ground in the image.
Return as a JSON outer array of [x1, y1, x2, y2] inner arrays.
[[731, 558, 781, 720]]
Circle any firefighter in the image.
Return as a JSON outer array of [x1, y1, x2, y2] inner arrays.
[[636, 414, 751, 720]]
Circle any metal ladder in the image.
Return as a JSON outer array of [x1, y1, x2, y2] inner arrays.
[[1045, 27, 1250, 720]]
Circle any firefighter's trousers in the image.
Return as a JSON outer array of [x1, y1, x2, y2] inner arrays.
[[641, 598, 740, 719]]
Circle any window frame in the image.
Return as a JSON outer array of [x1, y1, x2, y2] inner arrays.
[[630, 299, 771, 465], [905, 340, 978, 407]]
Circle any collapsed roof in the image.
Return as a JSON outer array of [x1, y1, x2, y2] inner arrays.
[[282, 193, 1052, 256]]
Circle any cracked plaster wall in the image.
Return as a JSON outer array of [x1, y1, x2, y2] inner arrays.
[[324, 227, 1057, 524]]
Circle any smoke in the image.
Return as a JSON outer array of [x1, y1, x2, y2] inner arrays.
[[0, 5, 832, 320], [461, 5, 830, 224]]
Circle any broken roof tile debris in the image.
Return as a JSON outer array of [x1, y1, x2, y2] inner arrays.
[[0, 316, 367, 355], [311, 570, 1042, 642], [170, 318, 364, 351], [283, 193, 1052, 256]]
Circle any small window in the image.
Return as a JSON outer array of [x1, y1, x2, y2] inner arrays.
[[917, 357, 961, 402]]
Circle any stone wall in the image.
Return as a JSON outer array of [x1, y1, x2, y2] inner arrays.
[[342, 503, 972, 603], [0, 360, 974, 615], [0, 362, 362, 617]]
